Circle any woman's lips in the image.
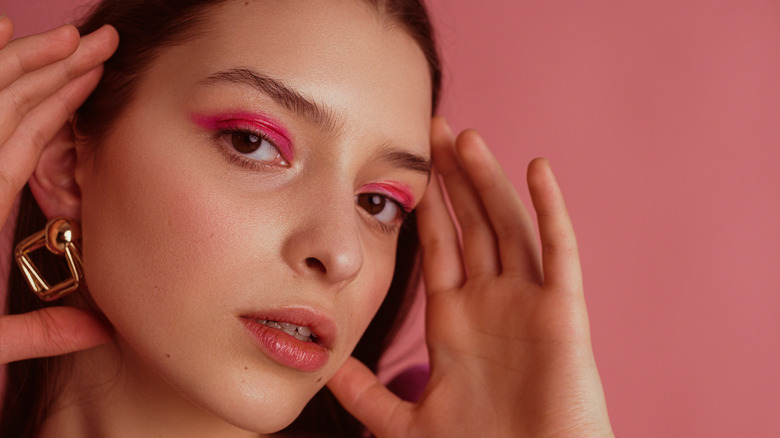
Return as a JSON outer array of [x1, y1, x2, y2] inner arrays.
[[240, 308, 336, 372]]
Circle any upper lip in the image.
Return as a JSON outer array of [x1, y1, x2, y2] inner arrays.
[[240, 306, 337, 349]]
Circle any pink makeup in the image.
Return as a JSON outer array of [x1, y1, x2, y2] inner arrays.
[[191, 112, 294, 162], [360, 182, 415, 211], [240, 308, 336, 373]]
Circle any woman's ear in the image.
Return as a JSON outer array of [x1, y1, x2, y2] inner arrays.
[[28, 123, 82, 221]]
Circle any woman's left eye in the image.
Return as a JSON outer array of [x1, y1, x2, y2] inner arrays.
[[356, 193, 407, 229], [221, 130, 289, 166]]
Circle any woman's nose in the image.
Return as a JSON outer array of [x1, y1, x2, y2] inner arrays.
[[281, 191, 364, 285]]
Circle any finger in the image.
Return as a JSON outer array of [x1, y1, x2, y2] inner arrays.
[[0, 24, 118, 145], [527, 158, 582, 291], [0, 64, 104, 222], [0, 22, 80, 90], [432, 119, 500, 277], [327, 356, 411, 437], [0, 15, 14, 50], [456, 130, 542, 282], [0, 307, 112, 364], [417, 169, 466, 293]]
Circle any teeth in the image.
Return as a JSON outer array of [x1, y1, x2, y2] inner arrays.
[[264, 321, 282, 330], [278, 322, 299, 337], [257, 319, 315, 343]]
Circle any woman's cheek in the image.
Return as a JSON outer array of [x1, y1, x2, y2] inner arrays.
[[78, 129, 252, 351], [344, 238, 399, 352]]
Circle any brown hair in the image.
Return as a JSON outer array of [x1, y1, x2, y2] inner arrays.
[[1, 0, 441, 436]]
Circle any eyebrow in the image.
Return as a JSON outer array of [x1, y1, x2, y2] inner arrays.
[[201, 67, 431, 176], [201, 67, 342, 134], [375, 148, 431, 176]]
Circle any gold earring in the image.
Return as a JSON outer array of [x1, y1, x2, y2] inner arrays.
[[15, 217, 84, 302]]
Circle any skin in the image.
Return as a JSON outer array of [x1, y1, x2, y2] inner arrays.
[[0, 2, 614, 437]]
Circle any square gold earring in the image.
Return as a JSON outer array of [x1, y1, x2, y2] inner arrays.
[[15, 217, 84, 302]]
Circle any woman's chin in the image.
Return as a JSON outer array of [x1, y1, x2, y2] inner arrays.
[[102, 331, 325, 435], [187, 377, 318, 434]]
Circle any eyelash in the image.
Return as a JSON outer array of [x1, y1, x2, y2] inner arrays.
[[356, 193, 412, 235], [213, 126, 288, 171], [211, 125, 410, 234], [378, 208, 411, 234]]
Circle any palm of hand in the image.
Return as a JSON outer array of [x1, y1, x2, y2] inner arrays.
[[420, 276, 604, 438]]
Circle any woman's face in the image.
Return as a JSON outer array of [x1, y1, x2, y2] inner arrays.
[[75, 0, 431, 432]]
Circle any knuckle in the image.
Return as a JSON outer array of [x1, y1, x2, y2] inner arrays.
[[14, 119, 52, 157], [26, 124, 50, 152], [60, 56, 79, 81], [493, 220, 526, 241], [54, 88, 80, 115], [543, 237, 578, 258], [474, 169, 500, 193], [457, 209, 486, 230], [0, 167, 23, 196], [3, 84, 32, 120], [22, 313, 47, 356], [33, 310, 70, 355], [421, 236, 459, 256], [12, 45, 35, 75]]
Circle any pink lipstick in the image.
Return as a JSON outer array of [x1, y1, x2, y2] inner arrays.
[[240, 308, 336, 372]]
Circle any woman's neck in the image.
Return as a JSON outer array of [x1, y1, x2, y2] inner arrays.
[[37, 337, 265, 438]]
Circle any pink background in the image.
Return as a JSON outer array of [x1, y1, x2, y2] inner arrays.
[[4, 0, 780, 436]]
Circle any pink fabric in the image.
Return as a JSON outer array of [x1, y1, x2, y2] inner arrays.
[[387, 364, 429, 403]]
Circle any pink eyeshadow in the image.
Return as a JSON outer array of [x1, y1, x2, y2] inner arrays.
[[361, 182, 415, 211], [191, 112, 294, 161]]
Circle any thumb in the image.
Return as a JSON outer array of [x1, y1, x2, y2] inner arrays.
[[327, 356, 411, 437], [0, 306, 112, 364]]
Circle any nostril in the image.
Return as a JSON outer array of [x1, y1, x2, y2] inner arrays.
[[305, 257, 326, 273]]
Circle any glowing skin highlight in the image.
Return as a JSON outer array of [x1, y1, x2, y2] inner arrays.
[[192, 112, 294, 163]]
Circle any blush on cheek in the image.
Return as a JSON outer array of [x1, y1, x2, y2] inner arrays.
[[79, 132, 239, 321]]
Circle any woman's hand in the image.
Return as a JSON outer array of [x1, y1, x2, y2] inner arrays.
[[0, 16, 118, 365], [328, 117, 614, 437]]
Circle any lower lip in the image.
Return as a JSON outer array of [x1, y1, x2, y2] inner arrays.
[[241, 318, 328, 372]]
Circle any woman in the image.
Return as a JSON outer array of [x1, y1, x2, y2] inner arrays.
[[0, 0, 614, 436]]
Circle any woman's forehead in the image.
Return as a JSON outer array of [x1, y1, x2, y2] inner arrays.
[[154, 0, 433, 156]]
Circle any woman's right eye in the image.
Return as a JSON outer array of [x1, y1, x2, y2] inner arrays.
[[220, 130, 289, 167]]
